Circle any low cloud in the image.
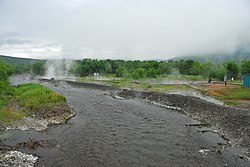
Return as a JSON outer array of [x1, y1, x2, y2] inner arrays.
[[0, 0, 250, 60]]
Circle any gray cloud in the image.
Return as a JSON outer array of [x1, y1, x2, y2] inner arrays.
[[0, 0, 250, 59]]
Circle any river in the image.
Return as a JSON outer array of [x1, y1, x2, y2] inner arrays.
[[3, 76, 249, 167]]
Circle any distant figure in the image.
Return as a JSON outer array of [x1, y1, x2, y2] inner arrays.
[[231, 76, 234, 82], [175, 79, 179, 85], [208, 78, 212, 83], [224, 75, 227, 86]]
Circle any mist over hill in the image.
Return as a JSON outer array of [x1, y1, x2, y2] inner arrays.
[[170, 50, 250, 63]]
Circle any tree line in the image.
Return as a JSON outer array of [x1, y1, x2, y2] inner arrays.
[[69, 59, 250, 80], [3, 58, 250, 81]]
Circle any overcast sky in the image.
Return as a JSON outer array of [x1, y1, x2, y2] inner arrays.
[[0, 0, 250, 60]]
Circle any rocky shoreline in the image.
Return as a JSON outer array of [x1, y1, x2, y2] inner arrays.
[[117, 89, 250, 156], [0, 101, 75, 132]]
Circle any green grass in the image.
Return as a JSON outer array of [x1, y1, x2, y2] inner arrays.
[[0, 106, 23, 124], [79, 76, 250, 109], [0, 85, 15, 110], [0, 83, 66, 124], [146, 84, 192, 92], [157, 74, 207, 81], [89, 78, 193, 92], [229, 80, 244, 85], [216, 86, 250, 100], [205, 84, 250, 107], [15, 83, 65, 110]]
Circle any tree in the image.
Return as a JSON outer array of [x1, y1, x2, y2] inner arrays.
[[224, 61, 239, 79], [159, 61, 171, 75], [115, 66, 126, 77], [0, 61, 14, 89], [31, 62, 45, 76], [189, 61, 203, 75], [131, 68, 146, 79], [178, 60, 194, 75], [209, 68, 226, 81], [241, 59, 250, 75], [147, 68, 158, 78]]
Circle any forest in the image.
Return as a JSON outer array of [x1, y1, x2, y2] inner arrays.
[[33, 58, 250, 81], [1, 55, 250, 81]]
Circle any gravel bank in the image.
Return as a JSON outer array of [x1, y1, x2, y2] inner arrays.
[[118, 89, 250, 154]]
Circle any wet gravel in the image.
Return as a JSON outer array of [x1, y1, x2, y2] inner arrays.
[[118, 90, 250, 151]]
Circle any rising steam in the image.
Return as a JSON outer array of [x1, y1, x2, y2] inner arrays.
[[44, 59, 75, 79]]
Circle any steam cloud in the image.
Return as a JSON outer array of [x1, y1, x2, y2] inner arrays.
[[44, 59, 75, 79]]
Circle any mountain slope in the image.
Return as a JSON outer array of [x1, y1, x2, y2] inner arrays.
[[0, 55, 45, 64]]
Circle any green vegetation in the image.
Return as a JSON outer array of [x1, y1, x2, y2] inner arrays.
[[0, 60, 66, 124], [70, 58, 249, 82], [216, 86, 250, 100], [241, 59, 250, 75], [15, 83, 65, 110], [0, 55, 46, 75], [0, 55, 44, 64], [0, 83, 66, 124], [31, 62, 46, 76], [2, 55, 250, 82], [204, 84, 250, 107], [1, 55, 250, 114], [79, 76, 193, 92]]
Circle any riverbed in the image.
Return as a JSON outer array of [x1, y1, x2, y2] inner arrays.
[[1, 76, 249, 166]]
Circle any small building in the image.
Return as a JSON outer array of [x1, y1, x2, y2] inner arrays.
[[94, 73, 100, 77], [243, 75, 250, 87]]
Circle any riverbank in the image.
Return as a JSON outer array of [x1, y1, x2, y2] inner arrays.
[[58, 79, 250, 156], [117, 89, 250, 156], [0, 82, 75, 131], [0, 78, 76, 166]]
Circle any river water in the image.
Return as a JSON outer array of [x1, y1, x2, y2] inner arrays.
[[3, 76, 249, 167]]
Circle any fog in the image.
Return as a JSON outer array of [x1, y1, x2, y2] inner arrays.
[[0, 0, 250, 60]]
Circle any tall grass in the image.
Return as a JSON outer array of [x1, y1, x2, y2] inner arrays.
[[0, 83, 66, 124], [15, 83, 65, 110]]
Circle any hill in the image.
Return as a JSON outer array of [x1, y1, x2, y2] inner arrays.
[[171, 51, 250, 63], [0, 55, 45, 64]]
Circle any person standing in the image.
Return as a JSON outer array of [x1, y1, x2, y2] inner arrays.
[[224, 75, 227, 86]]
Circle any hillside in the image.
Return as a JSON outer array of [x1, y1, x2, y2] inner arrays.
[[0, 55, 45, 64], [171, 51, 250, 63]]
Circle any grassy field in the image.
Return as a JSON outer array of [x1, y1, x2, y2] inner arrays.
[[203, 81, 250, 106], [100, 79, 192, 92], [79, 76, 250, 109], [0, 83, 66, 124], [78, 75, 205, 92]]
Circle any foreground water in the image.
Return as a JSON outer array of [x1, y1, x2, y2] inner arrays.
[[3, 76, 249, 166]]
